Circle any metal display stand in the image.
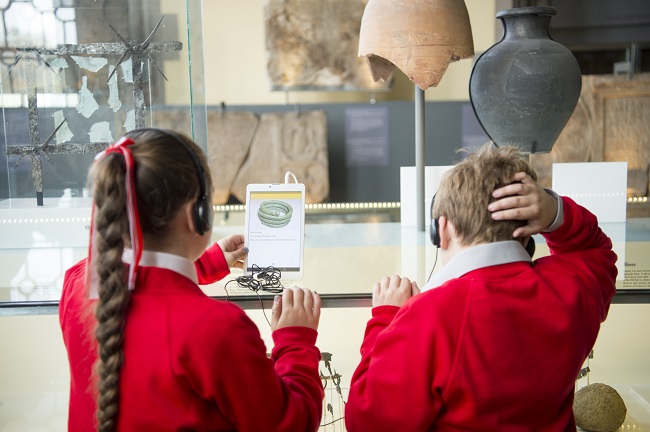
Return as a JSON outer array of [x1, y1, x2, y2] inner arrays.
[[415, 86, 426, 232]]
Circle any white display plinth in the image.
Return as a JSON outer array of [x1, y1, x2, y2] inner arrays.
[[553, 162, 628, 280]]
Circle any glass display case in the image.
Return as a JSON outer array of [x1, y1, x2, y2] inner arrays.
[[0, 0, 649, 319], [0, 1, 649, 431], [0, 0, 207, 205], [0, 0, 208, 304]]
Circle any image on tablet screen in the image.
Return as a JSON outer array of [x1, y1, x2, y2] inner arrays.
[[246, 190, 303, 272]]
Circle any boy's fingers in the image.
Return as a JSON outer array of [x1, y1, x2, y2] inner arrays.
[[488, 196, 518, 212]]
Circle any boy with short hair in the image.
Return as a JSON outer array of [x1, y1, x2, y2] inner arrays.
[[345, 143, 617, 431]]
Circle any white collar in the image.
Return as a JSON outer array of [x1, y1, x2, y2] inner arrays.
[[122, 249, 198, 284], [422, 241, 532, 291]]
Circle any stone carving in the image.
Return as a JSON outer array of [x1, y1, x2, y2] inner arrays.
[[264, 0, 390, 90], [530, 73, 650, 197], [227, 111, 329, 204], [527, 98, 592, 187], [152, 109, 330, 205], [207, 111, 258, 204]]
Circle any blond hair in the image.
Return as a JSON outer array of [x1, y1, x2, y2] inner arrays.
[[432, 143, 537, 246]]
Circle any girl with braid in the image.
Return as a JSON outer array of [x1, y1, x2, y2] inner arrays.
[[59, 128, 324, 432]]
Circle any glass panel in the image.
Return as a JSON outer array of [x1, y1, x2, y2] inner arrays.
[[0, 0, 648, 305], [0, 0, 206, 204]]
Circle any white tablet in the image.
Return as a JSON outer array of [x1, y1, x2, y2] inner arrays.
[[244, 183, 306, 280]]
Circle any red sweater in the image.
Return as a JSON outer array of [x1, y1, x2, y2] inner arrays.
[[345, 197, 617, 431], [59, 243, 323, 431]]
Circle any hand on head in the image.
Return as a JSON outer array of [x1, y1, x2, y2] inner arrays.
[[217, 234, 248, 269], [271, 287, 321, 332], [488, 172, 558, 238], [372, 275, 420, 308]]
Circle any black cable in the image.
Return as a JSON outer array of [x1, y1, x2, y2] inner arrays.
[[224, 265, 285, 327], [320, 417, 345, 427], [426, 247, 439, 283]]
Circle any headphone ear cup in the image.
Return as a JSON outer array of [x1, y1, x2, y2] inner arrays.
[[193, 199, 211, 236], [429, 194, 440, 248], [430, 217, 440, 247]]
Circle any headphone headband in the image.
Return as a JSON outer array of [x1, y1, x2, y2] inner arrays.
[[430, 192, 535, 258]]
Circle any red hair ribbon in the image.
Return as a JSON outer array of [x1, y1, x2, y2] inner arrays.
[[87, 136, 143, 297]]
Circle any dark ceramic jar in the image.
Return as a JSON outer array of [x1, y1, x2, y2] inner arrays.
[[469, 6, 581, 153]]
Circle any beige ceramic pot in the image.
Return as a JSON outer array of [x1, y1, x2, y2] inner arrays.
[[358, 0, 474, 90]]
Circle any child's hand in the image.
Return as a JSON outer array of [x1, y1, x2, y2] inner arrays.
[[271, 287, 321, 332], [488, 172, 557, 238], [217, 234, 248, 269], [372, 275, 420, 308]]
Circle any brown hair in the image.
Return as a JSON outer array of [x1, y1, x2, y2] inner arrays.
[[432, 143, 537, 247], [90, 128, 212, 431]]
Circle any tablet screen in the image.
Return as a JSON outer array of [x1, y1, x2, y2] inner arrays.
[[244, 184, 305, 279]]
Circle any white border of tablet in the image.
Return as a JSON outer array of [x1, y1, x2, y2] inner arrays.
[[243, 183, 306, 280]]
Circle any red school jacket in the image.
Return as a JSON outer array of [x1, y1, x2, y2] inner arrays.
[[59, 242, 324, 431], [345, 197, 617, 431]]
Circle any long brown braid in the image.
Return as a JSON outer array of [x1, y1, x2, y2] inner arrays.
[[90, 129, 212, 431]]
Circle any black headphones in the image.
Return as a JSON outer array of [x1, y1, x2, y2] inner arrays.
[[131, 128, 211, 236], [429, 193, 535, 258], [430, 194, 440, 248]]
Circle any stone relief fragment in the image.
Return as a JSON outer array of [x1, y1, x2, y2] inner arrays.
[[229, 111, 329, 204], [530, 73, 650, 198], [264, 0, 391, 90], [206, 111, 259, 204], [151, 109, 330, 204]]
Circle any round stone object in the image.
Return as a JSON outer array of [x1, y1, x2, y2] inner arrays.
[[574, 383, 626, 432]]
